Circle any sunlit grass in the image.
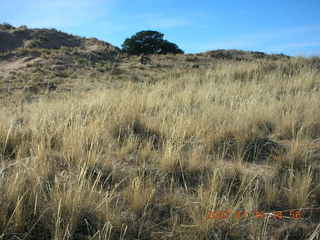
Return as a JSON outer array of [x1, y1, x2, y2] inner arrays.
[[1, 57, 320, 239]]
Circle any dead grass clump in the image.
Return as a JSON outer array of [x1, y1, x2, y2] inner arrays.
[[49, 172, 115, 240], [0, 169, 52, 240], [112, 118, 164, 150], [178, 224, 251, 240], [209, 131, 239, 158], [311, 182, 320, 209], [123, 176, 156, 213], [232, 67, 263, 82], [272, 141, 313, 175], [249, 119, 276, 137], [242, 137, 286, 163], [308, 56, 320, 71], [109, 218, 152, 240], [0, 139, 16, 160], [258, 61, 278, 73], [159, 142, 210, 189], [219, 166, 260, 198], [85, 162, 115, 190], [72, 210, 101, 240], [221, 167, 244, 196], [261, 178, 283, 210], [185, 56, 199, 62], [0, 126, 33, 160], [135, 167, 167, 189], [149, 202, 193, 231], [277, 118, 305, 141], [272, 222, 317, 240], [305, 121, 320, 139], [209, 129, 285, 163], [277, 59, 308, 78], [166, 167, 209, 190], [266, 167, 313, 211], [284, 168, 313, 209]]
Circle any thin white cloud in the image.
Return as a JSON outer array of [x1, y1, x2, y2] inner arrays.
[[1, 0, 114, 28]]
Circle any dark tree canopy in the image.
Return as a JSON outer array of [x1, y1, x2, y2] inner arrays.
[[122, 30, 184, 55]]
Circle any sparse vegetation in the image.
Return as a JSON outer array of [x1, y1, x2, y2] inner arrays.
[[0, 22, 15, 30], [1, 25, 320, 240]]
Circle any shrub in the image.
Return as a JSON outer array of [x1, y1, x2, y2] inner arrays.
[[122, 30, 184, 55], [0, 22, 15, 30]]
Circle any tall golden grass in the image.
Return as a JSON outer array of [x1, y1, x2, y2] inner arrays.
[[1, 57, 320, 239]]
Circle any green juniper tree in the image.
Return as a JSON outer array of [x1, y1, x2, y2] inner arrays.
[[122, 30, 184, 55]]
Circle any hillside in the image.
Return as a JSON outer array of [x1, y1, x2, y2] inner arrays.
[[0, 23, 119, 52], [0, 24, 298, 106], [1, 24, 320, 240]]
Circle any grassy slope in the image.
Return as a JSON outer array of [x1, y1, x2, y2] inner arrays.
[[1, 56, 320, 239], [0, 24, 293, 108]]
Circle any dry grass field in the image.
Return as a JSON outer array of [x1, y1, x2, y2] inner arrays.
[[1, 56, 320, 240], [1, 25, 320, 240]]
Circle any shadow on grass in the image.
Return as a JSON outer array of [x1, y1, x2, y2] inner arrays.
[[112, 118, 164, 151]]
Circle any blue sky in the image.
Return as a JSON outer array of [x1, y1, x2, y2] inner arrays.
[[1, 0, 320, 56]]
